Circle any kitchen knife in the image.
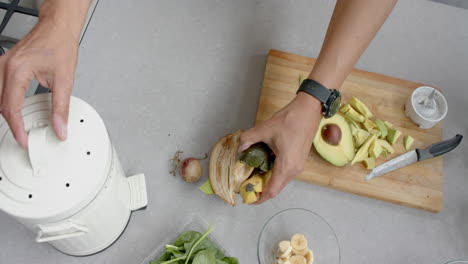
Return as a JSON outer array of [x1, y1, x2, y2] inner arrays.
[[365, 134, 463, 181]]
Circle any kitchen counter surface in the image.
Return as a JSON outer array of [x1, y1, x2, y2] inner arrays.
[[1, 0, 467, 263]]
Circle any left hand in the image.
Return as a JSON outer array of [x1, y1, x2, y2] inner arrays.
[[238, 92, 323, 204]]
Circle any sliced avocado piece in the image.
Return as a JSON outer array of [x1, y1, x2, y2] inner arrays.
[[313, 114, 355, 166], [384, 120, 393, 129], [199, 180, 214, 195], [351, 134, 377, 165], [239, 143, 274, 172], [375, 119, 388, 139], [344, 106, 366, 123], [370, 128, 381, 138], [350, 122, 359, 136], [369, 140, 383, 158], [387, 128, 401, 145], [340, 104, 352, 114], [353, 129, 370, 148], [345, 115, 360, 130], [404, 135, 414, 150], [362, 119, 377, 131], [350, 97, 373, 118], [378, 139, 395, 154], [240, 187, 258, 204], [363, 157, 375, 169], [381, 149, 388, 157], [240, 175, 264, 204]]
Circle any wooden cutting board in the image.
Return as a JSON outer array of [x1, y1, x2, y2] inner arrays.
[[255, 50, 443, 212]]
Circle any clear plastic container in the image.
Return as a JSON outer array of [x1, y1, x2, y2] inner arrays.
[[139, 214, 230, 264]]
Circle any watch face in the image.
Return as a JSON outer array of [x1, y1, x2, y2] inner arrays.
[[327, 92, 341, 118]]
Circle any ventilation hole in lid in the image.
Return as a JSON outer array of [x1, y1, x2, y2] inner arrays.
[[66, 183, 70, 187], [28, 194, 32, 199], [80, 119, 84, 123], [0, 177, 2, 181], [86, 151, 91, 155]]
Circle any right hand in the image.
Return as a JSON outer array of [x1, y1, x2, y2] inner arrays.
[[0, 18, 79, 148]]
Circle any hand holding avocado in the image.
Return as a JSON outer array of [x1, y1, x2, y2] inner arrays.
[[238, 92, 323, 204]]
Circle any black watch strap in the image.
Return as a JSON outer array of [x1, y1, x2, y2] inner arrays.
[[297, 79, 331, 104]]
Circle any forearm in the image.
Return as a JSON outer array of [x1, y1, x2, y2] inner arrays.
[[38, 0, 93, 42], [308, 0, 397, 89]]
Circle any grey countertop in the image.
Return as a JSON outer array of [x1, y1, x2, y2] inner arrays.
[[1, 0, 467, 263]]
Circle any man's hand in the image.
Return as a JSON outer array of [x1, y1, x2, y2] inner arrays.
[[0, 19, 79, 148], [239, 93, 322, 204], [0, 0, 92, 148]]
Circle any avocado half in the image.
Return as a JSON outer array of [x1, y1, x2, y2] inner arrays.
[[313, 114, 355, 166]]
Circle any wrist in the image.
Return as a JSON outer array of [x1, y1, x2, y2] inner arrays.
[[38, 0, 91, 42], [295, 92, 323, 116]]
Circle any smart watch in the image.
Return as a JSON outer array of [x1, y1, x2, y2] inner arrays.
[[297, 79, 341, 118]]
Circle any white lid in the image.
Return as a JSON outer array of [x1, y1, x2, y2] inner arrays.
[[0, 94, 112, 221]]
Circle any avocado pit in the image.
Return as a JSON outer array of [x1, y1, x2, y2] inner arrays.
[[322, 124, 342, 146]]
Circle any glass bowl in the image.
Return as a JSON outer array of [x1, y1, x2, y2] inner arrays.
[[257, 208, 341, 264]]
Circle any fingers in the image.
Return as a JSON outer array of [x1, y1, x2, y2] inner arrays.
[[239, 125, 271, 153], [51, 72, 73, 141], [1, 60, 30, 148], [254, 155, 305, 205], [254, 158, 286, 204]]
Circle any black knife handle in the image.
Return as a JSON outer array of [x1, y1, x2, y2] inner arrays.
[[416, 134, 463, 161]]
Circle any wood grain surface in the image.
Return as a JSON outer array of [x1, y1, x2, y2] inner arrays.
[[255, 50, 443, 212]]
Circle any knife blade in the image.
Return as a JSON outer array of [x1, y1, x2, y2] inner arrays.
[[366, 134, 463, 181]]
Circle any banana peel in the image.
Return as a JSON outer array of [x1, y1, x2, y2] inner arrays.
[[208, 130, 274, 206], [209, 130, 242, 206]]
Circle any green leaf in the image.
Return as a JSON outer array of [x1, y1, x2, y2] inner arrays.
[[192, 249, 217, 264], [165, 245, 184, 255], [184, 226, 215, 264], [184, 239, 225, 260], [174, 231, 202, 247], [159, 252, 173, 261], [199, 180, 215, 195], [221, 258, 239, 264]]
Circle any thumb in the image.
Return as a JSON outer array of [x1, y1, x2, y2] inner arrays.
[[51, 74, 73, 141]]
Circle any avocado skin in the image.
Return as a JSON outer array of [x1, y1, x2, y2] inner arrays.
[[239, 143, 275, 172]]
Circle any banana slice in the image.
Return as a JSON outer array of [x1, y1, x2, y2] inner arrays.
[[278, 240, 291, 253], [291, 234, 308, 251], [277, 240, 292, 255], [277, 258, 291, 264], [305, 250, 314, 264], [289, 255, 307, 264], [292, 247, 308, 256]]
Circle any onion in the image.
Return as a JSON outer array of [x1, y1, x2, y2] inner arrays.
[[180, 158, 203, 183]]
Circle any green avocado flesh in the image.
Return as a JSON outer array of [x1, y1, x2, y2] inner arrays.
[[239, 143, 274, 172], [313, 114, 355, 166]]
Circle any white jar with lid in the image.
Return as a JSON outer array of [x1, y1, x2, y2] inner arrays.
[[0, 94, 148, 256]]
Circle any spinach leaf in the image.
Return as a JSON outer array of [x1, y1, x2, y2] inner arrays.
[[184, 226, 215, 264], [221, 257, 239, 264], [184, 239, 225, 260], [192, 249, 217, 264], [174, 231, 202, 247]]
